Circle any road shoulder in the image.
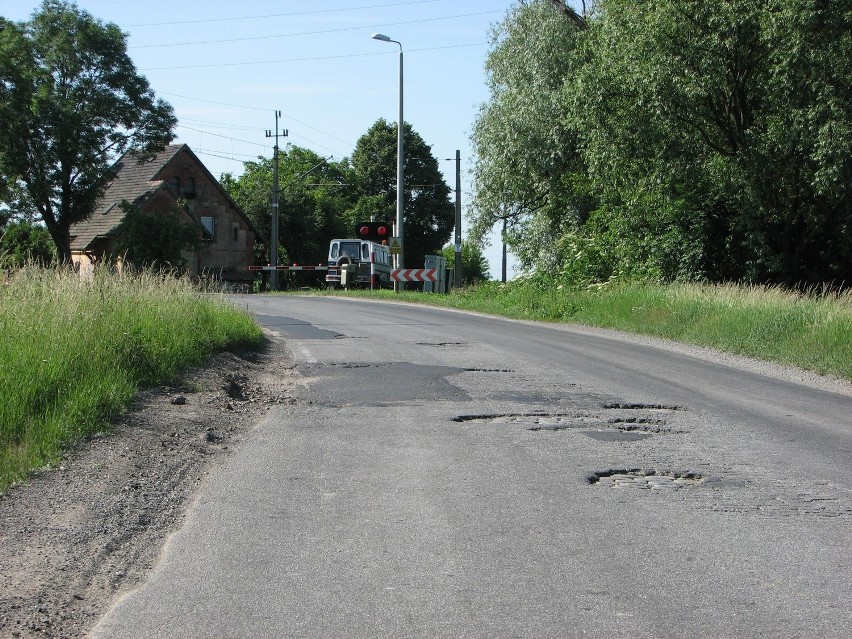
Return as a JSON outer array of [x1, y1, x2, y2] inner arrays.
[[0, 333, 294, 639]]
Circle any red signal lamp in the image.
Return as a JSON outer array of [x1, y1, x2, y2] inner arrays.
[[354, 221, 392, 243]]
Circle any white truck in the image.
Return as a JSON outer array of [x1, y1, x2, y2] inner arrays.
[[325, 239, 392, 289]]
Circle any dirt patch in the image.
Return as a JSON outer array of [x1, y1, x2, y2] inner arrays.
[[0, 333, 295, 639]]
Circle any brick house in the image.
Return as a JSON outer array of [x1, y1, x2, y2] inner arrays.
[[70, 144, 259, 283]]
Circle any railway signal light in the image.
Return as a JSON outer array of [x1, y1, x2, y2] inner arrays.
[[355, 221, 391, 244]]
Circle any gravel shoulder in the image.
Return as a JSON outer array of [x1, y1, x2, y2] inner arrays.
[[0, 332, 294, 639]]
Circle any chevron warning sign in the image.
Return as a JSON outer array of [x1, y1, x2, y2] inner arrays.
[[391, 268, 438, 282]]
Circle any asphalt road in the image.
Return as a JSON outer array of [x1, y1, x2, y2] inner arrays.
[[92, 296, 852, 638]]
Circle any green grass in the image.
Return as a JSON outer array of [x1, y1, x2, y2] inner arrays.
[[305, 279, 852, 381], [0, 267, 263, 490]]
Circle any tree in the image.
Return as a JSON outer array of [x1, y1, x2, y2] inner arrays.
[[0, 1, 176, 264], [469, 0, 592, 274], [0, 220, 56, 266], [442, 241, 490, 286], [350, 119, 454, 270], [472, 0, 851, 286], [112, 203, 201, 271], [222, 147, 353, 267], [570, 0, 852, 285]]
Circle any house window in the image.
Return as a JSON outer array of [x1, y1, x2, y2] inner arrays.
[[233, 225, 239, 243], [169, 177, 180, 194], [201, 216, 216, 240], [183, 177, 196, 199]]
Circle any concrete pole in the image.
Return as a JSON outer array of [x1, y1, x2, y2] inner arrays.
[[395, 44, 405, 292], [266, 111, 288, 291], [502, 214, 507, 283], [454, 150, 462, 289], [372, 33, 404, 292]]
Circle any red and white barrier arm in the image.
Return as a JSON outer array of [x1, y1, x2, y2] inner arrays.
[[249, 265, 332, 272]]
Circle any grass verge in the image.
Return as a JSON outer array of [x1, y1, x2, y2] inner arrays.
[[0, 267, 263, 491], [307, 279, 851, 382]]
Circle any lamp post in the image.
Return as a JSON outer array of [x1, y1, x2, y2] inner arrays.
[[372, 33, 404, 292]]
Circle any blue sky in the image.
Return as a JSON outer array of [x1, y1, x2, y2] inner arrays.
[[3, 0, 584, 277]]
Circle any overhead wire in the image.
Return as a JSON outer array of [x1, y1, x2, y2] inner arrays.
[[141, 42, 487, 71], [170, 99, 357, 152], [125, 0, 443, 28], [132, 6, 486, 172], [129, 11, 500, 49]]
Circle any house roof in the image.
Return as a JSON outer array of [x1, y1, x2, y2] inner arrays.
[[70, 145, 182, 251], [70, 144, 259, 251]]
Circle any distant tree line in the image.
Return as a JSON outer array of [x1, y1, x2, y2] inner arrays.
[[470, 0, 851, 287], [222, 119, 455, 272]]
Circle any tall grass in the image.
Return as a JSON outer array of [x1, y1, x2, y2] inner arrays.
[[317, 279, 852, 381], [0, 267, 263, 490]]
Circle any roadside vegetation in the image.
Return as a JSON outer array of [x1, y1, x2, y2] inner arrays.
[[0, 267, 263, 491], [316, 279, 852, 382]]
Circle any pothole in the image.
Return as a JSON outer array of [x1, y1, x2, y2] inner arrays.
[[417, 341, 468, 347], [452, 413, 676, 437], [528, 416, 607, 431], [607, 418, 675, 434], [462, 368, 514, 373], [452, 413, 601, 429], [602, 402, 684, 411], [580, 430, 653, 442], [588, 469, 706, 490], [323, 363, 388, 369]]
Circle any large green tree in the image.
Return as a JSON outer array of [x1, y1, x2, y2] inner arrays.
[[469, 0, 592, 274], [576, 0, 852, 284], [0, 1, 176, 264], [571, 0, 852, 284], [222, 146, 353, 267], [473, 0, 851, 286], [350, 119, 454, 270]]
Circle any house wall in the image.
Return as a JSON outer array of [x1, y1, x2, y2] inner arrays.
[[156, 148, 256, 280]]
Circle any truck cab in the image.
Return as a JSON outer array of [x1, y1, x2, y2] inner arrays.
[[326, 239, 391, 289]]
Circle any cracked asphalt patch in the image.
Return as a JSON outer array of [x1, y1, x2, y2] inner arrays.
[[296, 362, 471, 407]]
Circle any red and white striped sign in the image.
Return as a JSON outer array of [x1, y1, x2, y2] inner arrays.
[[391, 268, 438, 282]]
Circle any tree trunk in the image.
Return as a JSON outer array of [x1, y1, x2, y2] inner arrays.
[[41, 214, 73, 265]]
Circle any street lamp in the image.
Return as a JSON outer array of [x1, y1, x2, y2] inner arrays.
[[372, 32, 404, 291]]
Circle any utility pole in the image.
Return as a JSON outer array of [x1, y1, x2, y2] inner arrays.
[[454, 150, 462, 289], [266, 111, 288, 291], [502, 214, 508, 283]]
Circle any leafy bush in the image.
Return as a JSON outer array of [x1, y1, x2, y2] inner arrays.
[[0, 221, 56, 266]]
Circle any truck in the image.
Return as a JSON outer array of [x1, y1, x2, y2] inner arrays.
[[325, 238, 392, 289]]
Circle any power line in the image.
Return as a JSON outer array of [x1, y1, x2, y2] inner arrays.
[[181, 122, 349, 159], [142, 42, 487, 72], [160, 92, 268, 112], [193, 148, 262, 160], [125, 0, 442, 28], [180, 125, 270, 149], [181, 118, 267, 132], [168, 92, 355, 151], [130, 11, 500, 49]]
